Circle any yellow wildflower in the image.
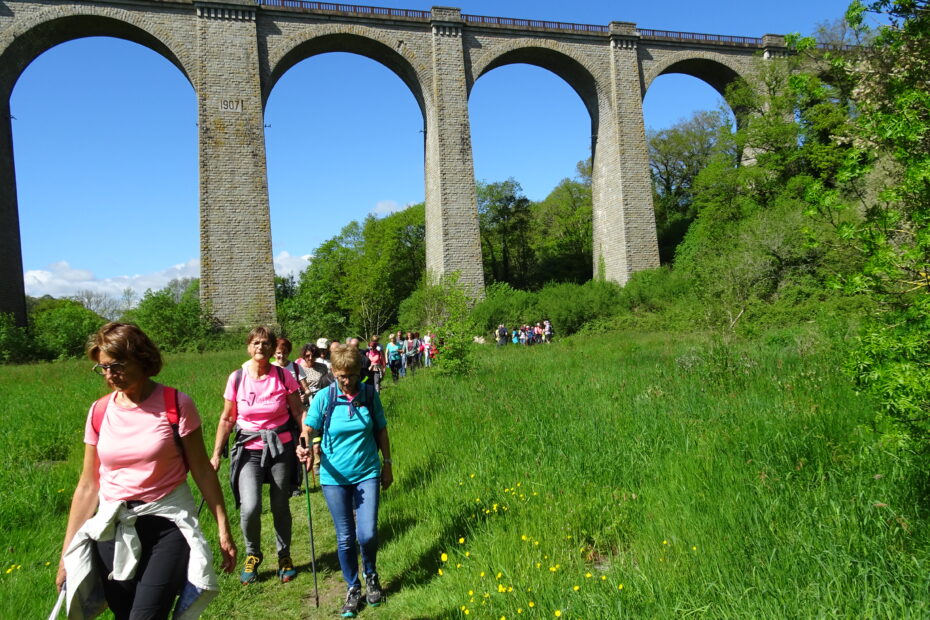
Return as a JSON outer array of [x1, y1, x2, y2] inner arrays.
[[573, 585, 580, 591], [459, 537, 465, 544], [555, 611, 562, 617], [441, 553, 448, 562]]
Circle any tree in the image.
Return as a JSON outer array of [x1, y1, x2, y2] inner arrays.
[[530, 159, 593, 284], [674, 49, 860, 328], [477, 179, 533, 287], [124, 279, 215, 352], [648, 110, 737, 262], [71, 289, 120, 320], [31, 300, 106, 359], [809, 1, 930, 442]]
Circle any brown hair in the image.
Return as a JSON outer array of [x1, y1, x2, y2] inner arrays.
[[246, 325, 277, 346], [87, 322, 163, 377], [330, 343, 360, 375], [276, 337, 292, 355]]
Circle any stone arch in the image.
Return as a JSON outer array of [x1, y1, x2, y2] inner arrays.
[[467, 42, 601, 142], [263, 28, 428, 118], [643, 50, 750, 99], [0, 7, 194, 94]]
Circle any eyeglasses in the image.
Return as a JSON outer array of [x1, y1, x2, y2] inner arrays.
[[92, 362, 127, 376], [334, 373, 358, 381]]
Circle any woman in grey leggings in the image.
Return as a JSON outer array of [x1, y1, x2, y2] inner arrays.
[[211, 326, 304, 585]]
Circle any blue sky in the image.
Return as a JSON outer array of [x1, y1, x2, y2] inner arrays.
[[10, 0, 856, 300]]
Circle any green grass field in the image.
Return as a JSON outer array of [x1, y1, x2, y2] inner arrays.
[[3, 331, 930, 618]]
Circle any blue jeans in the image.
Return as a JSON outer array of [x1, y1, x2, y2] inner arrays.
[[321, 477, 380, 588]]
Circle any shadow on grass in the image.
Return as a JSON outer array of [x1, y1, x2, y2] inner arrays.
[[383, 503, 501, 596]]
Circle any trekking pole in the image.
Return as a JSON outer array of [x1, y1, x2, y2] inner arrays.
[[300, 437, 321, 608]]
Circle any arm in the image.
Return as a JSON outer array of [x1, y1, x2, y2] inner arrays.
[[375, 427, 393, 490], [210, 398, 236, 471], [182, 428, 237, 573], [296, 426, 318, 471], [56, 444, 100, 591], [287, 391, 304, 425]]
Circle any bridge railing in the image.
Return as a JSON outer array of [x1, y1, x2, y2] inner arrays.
[[637, 28, 762, 46], [258, 0, 430, 19], [255, 0, 765, 46], [461, 14, 608, 33]]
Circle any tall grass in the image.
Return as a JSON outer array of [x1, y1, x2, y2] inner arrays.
[[2, 332, 929, 618]]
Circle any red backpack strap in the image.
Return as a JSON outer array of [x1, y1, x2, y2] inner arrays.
[[163, 386, 180, 426], [91, 392, 115, 434]]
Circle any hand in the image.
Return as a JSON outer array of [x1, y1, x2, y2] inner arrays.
[[55, 560, 66, 592], [381, 463, 393, 490], [209, 455, 221, 472], [218, 532, 237, 574]]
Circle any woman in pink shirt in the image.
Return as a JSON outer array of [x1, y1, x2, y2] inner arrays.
[[210, 326, 304, 585], [57, 322, 236, 619]]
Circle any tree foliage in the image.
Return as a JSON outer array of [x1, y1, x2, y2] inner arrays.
[[801, 1, 930, 442]]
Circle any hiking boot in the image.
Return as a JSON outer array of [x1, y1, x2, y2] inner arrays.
[[341, 585, 362, 617], [240, 553, 263, 584], [278, 556, 297, 583], [365, 572, 383, 606]]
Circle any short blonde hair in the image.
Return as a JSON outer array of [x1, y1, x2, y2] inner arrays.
[[330, 343, 360, 375]]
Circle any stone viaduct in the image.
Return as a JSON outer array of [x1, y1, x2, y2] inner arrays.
[[0, 0, 788, 326]]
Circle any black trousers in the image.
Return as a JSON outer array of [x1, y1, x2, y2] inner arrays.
[[93, 514, 190, 620]]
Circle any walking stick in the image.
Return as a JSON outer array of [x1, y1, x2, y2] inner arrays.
[[48, 587, 65, 620], [300, 437, 321, 608]]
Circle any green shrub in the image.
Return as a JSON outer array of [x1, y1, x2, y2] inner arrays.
[[470, 282, 538, 333], [0, 313, 32, 363], [31, 300, 105, 359], [123, 280, 217, 352]]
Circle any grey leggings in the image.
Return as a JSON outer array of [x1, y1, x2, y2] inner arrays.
[[238, 443, 295, 558]]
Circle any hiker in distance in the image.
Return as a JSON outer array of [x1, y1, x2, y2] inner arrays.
[[57, 322, 236, 619], [210, 326, 304, 585], [297, 343, 393, 618]]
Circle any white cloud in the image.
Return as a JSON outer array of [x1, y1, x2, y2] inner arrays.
[[22, 252, 311, 302], [274, 251, 312, 278], [24, 258, 200, 300], [370, 200, 404, 216]]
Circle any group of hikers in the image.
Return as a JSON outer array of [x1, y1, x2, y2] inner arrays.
[[495, 319, 554, 346], [56, 322, 399, 619]]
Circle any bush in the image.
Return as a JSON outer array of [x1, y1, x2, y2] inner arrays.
[[0, 313, 32, 363], [470, 282, 537, 333], [398, 275, 478, 376], [123, 280, 217, 352], [31, 300, 105, 359], [533, 280, 622, 336]]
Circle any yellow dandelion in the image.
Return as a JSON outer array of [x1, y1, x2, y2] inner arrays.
[[457, 563, 462, 568], [585, 572, 592, 578], [518, 609, 524, 614], [618, 584, 624, 590], [692, 546, 697, 551], [507, 586, 514, 592], [566, 535, 572, 539], [484, 593, 490, 598], [500, 617, 506, 620], [441, 553, 448, 562], [529, 601, 535, 608], [521, 534, 529, 541], [480, 571, 485, 577], [533, 541, 539, 546], [464, 610, 470, 615], [57, 489, 64, 493], [465, 552, 471, 557], [498, 584, 506, 593], [662, 540, 668, 545], [461, 606, 466, 611], [573, 585, 580, 591], [438, 568, 443, 576], [496, 571, 503, 579], [459, 537, 465, 544], [536, 562, 541, 568], [517, 482, 522, 486], [470, 473, 476, 478], [601, 576, 607, 581], [555, 611, 562, 617], [4, 568, 12, 574], [469, 590, 474, 596]]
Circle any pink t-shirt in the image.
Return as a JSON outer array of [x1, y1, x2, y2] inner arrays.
[[224, 366, 299, 450], [84, 385, 201, 503]]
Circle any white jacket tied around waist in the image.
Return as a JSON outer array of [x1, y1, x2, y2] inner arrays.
[[63, 483, 219, 619]]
